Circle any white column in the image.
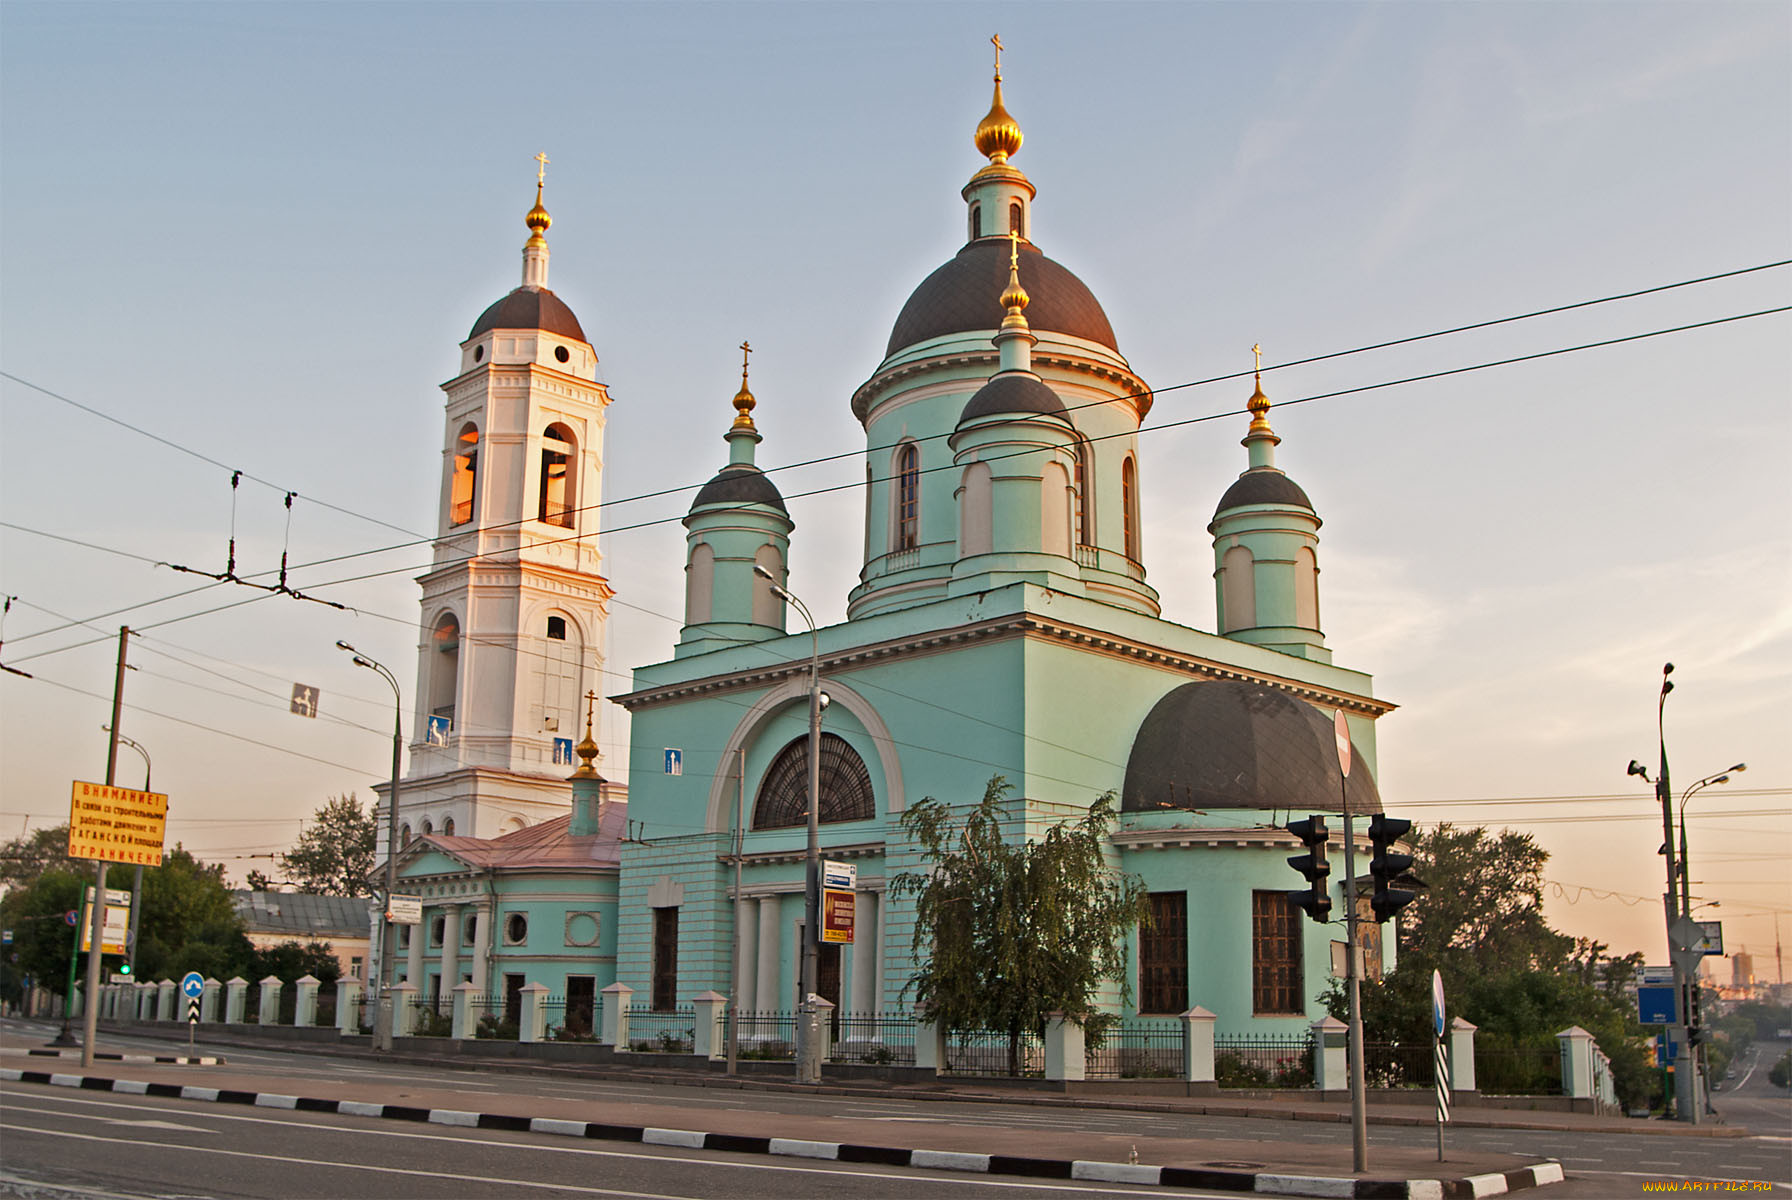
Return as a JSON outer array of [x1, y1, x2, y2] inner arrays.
[[871, 889, 886, 1013], [469, 901, 492, 996], [755, 894, 781, 1013], [850, 890, 878, 1014], [441, 905, 463, 1002], [737, 896, 760, 1014]]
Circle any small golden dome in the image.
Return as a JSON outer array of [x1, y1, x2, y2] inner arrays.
[[975, 76, 1023, 164], [1000, 233, 1030, 314], [572, 690, 600, 777], [731, 340, 757, 431], [525, 182, 552, 237]]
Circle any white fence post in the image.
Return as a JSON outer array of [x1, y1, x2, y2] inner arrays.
[[1182, 1006, 1217, 1084]]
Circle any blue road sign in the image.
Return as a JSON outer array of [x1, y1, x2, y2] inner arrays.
[[181, 971, 204, 999], [1654, 1032, 1680, 1063], [664, 748, 683, 776], [1638, 985, 1676, 1025]]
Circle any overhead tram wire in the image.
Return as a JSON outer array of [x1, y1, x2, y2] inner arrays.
[[5, 259, 1785, 596]]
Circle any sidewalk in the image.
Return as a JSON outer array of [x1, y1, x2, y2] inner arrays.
[[0, 1020, 1582, 1199]]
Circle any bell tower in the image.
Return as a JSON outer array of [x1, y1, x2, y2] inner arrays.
[[377, 159, 616, 852]]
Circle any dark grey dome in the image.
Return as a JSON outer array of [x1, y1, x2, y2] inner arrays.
[[887, 240, 1117, 357], [1122, 681, 1380, 815], [469, 286, 586, 343], [959, 373, 1068, 425], [1213, 470, 1315, 520], [691, 464, 787, 514]]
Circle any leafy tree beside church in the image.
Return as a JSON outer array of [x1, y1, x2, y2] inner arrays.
[[892, 777, 1150, 1074], [277, 794, 376, 896]]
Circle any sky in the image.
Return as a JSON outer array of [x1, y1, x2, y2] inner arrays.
[[2, 1, 1787, 972]]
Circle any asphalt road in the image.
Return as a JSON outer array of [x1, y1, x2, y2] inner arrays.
[[0, 1080, 1248, 1200], [6, 1019, 1789, 1196]]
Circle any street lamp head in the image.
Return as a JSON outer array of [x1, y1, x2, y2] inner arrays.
[[1729, 762, 1747, 774], [1663, 662, 1674, 677], [353, 656, 373, 669], [752, 564, 775, 582], [1627, 759, 1651, 781]]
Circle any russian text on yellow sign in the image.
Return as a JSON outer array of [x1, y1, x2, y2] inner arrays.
[[68, 780, 169, 865]]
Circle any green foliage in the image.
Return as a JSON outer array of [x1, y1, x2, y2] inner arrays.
[[249, 939, 341, 988], [1769, 1049, 1792, 1089], [0, 824, 81, 891], [133, 846, 248, 982], [890, 777, 1149, 1073], [278, 794, 377, 897]]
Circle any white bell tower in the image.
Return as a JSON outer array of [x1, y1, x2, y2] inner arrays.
[[376, 159, 615, 852]]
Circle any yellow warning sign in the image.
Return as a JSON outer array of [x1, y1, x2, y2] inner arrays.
[[68, 780, 168, 865]]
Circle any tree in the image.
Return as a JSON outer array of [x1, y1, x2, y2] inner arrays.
[[278, 794, 377, 896], [1338, 822, 1658, 1111], [244, 869, 274, 891], [0, 824, 80, 892], [890, 777, 1149, 1074]]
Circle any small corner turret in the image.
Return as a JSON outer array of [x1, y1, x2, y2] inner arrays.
[[1209, 346, 1328, 662]]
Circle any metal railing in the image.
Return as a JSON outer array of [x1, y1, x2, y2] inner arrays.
[[313, 991, 338, 1028], [734, 1010, 798, 1060], [941, 1027, 1045, 1078], [1214, 1032, 1314, 1088], [1359, 1040, 1435, 1089], [827, 1012, 916, 1065], [408, 997, 451, 1037], [627, 1006, 694, 1053], [469, 993, 521, 1040], [1085, 1020, 1184, 1080], [1475, 1045, 1562, 1096]]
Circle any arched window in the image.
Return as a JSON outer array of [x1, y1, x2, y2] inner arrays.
[[429, 613, 460, 728], [1222, 544, 1256, 633], [400, 823, 412, 847], [752, 733, 875, 830], [539, 612, 579, 734], [969, 203, 982, 240], [685, 542, 714, 625], [421, 818, 434, 837], [1073, 439, 1095, 546], [450, 424, 479, 526], [539, 423, 576, 527], [960, 461, 992, 557], [1009, 201, 1023, 235], [1042, 461, 1071, 557], [1295, 546, 1320, 630], [1122, 457, 1141, 562], [894, 442, 920, 551], [752, 544, 785, 626], [442, 817, 456, 837]]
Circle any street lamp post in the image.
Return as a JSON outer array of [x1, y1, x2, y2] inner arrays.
[[1678, 763, 1742, 1117], [755, 564, 823, 1084], [337, 640, 402, 1053]]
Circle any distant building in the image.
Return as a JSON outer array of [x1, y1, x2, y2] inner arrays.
[[232, 890, 372, 980], [1732, 950, 1754, 987]]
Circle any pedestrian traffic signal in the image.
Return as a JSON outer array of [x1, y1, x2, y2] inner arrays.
[[1285, 815, 1333, 923], [1366, 814, 1416, 923]]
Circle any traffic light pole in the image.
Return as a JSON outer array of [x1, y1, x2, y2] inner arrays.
[[1341, 777, 1367, 1173]]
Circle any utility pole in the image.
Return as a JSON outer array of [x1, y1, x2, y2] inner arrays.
[[1336, 710, 1367, 1173], [81, 626, 130, 1068]]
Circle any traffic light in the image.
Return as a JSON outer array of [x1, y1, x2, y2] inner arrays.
[[1285, 816, 1332, 923], [1367, 814, 1417, 923], [118, 961, 132, 976]]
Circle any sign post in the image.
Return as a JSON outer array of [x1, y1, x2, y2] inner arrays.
[[1433, 969, 1449, 1162], [822, 861, 856, 945], [182, 971, 204, 1052], [1334, 709, 1367, 1174]]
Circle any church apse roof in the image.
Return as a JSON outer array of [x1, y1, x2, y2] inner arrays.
[[1122, 681, 1380, 816], [416, 800, 627, 872]]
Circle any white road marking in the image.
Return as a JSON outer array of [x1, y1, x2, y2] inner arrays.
[[0, 1092, 1245, 1196]]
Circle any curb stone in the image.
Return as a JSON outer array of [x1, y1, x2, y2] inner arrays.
[[0, 1068, 1566, 1198], [15, 1048, 225, 1066]]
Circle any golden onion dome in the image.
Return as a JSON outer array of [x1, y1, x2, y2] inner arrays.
[[525, 182, 552, 237], [974, 76, 1023, 164], [1000, 236, 1030, 314], [731, 341, 758, 430]]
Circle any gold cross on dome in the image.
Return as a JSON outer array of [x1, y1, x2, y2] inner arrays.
[[992, 33, 1003, 75], [535, 152, 551, 185], [583, 689, 597, 728], [740, 339, 752, 377], [1008, 227, 1020, 270], [1252, 343, 1263, 373]]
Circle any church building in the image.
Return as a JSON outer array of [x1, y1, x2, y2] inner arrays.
[[609, 51, 1396, 1034]]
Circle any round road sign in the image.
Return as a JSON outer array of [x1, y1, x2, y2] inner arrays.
[[181, 971, 204, 999], [1432, 968, 1447, 1039]]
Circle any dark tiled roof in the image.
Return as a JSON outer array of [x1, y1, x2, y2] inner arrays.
[[886, 240, 1117, 357], [1213, 470, 1314, 518], [1121, 681, 1381, 815], [231, 890, 371, 938], [959, 373, 1068, 424], [691, 464, 788, 514], [468, 286, 586, 342]]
